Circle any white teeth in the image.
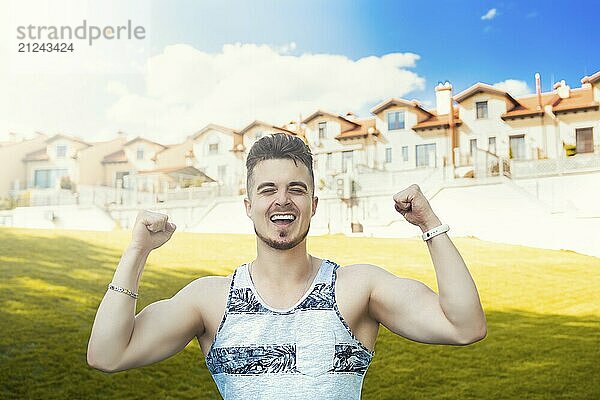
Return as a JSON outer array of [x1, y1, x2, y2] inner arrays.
[[270, 214, 295, 222]]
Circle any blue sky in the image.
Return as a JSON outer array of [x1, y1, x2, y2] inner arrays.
[[0, 0, 598, 142], [150, 0, 599, 98]]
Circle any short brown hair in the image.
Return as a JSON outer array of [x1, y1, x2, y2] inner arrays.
[[246, 133, 314, 196]]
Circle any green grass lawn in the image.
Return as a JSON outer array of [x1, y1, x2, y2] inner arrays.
[[1, 227, 599, 399]]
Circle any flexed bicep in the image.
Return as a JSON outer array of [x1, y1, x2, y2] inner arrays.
[[366, 265, 469, 345], [105, 278, 206, 372]]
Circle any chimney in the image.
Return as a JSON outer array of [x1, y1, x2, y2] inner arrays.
[[344, 111, 358, 121], [580, 76, 592, 89], [535, 73, 542, 110], [285, 120, 297, 132], [435, 81, 452, 115], [554, 80, 570, 99]]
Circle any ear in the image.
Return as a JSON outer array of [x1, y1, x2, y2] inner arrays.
[[244, 197, 252, 218], [311, 196, 319, 217]]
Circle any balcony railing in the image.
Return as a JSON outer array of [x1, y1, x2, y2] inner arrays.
[[510, 153, 600, 178]]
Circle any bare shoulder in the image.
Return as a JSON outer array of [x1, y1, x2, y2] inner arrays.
[[336, 263, 386, 286], [167, 274, 231, 321], [337, 263, 419, 293]]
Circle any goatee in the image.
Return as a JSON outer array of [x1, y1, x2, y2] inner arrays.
[[255, 223, 310, 250]]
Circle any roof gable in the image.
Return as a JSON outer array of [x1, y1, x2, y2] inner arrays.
[[238, 120, 297, 136], [581, 70, 600, 85], [454, 82, 520, 107], [370, 98, 434, 120], [191, 123, 237, 140], [124, 136, 166, 150], [46, 133, 91, 147], [302, 110, 360, 128]]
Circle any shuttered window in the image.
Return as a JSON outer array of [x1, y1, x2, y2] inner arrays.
[[576, 128, 593, 153]]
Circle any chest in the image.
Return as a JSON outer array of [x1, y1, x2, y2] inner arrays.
[[198, 269, 378, 357]]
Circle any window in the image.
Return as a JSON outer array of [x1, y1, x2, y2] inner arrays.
[[115, 171, 130, 189], [402, 146, 409, 162], [136, 147, 144, 160], [56, 145, 67, 158], [488, 137, 497, 154], [388, 111, 405, 130], [470, 139, 478, 156], [415, 143, 436, 167], [326, 152, 332, 169], [509, 135, 526, 160], [318, 122, 327, 139], [255, 131, 265, 140], [385, 148, 392, 163], [342, 150, 353, 172], [209, 143, 219, 155], [476, 101, 488, 119], [576, 128, 594, 153], [34, 169, 68, 189]]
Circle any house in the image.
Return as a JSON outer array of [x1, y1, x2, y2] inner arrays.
[[0, 132, 48, 198], [300, 110, 380, 182], [371, 92, 456, 171], [22, 133, 92, 190], [101, 136, 166, 189]]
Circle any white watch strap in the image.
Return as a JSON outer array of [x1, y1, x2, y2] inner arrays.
[[422, 223, 450, 241]]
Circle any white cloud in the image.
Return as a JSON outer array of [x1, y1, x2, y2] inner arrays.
[[481, 8, 497, 20], [105, 43, 425, 143], [0, 42, 424, 144], [493, 79, 531, 96]]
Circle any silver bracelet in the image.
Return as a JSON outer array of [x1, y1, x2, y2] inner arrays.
[[108, 283, 139, 299], [421, 223, 450, 241]]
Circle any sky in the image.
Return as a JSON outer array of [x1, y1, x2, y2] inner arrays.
[[0, 0, 598, 144]]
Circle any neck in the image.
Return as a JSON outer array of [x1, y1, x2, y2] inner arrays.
[[252, 238, 315, 287]]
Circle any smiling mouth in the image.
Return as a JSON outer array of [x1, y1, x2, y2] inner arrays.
[[269, 213, 296, 227]]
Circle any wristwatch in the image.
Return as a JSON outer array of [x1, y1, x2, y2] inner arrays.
[[421, 224, 450, 241]]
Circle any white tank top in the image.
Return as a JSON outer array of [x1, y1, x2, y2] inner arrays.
[[205, 259, 375, 399]]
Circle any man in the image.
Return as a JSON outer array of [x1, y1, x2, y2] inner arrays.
[[87, 133, 486, 399]]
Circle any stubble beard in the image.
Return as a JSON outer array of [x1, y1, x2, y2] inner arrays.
[[255, 222, 311, 250]]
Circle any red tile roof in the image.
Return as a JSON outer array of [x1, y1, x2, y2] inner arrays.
[[191, 123, 237, 140], [302, 110, 361, 127], [335, 118, 380, 140], [370, 98, 434, 118], [454, 82, 521, 107], [581, 71, 600, 85], [124, 136, 167, 149], [552, 87, 599, 113], [46, 133, 91, 147], [238, 120, 298, 136], [413, 110, 462, 130], [23, 148, 49, 162], [501, 87, 598, 119], [101, 149, 128, 163]]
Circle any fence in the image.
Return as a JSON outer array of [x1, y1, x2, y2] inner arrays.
[[510, 153, 600, 178]]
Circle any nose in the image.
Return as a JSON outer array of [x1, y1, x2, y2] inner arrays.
[[274, 188, 291, 206]]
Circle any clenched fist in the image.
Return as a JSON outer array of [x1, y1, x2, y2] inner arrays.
[[129, 210, 177, 252], [393, 184, 441, 232]]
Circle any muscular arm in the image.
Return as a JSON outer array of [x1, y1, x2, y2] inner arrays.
[[368, 221, 486, 345], [87, 246, 205, 372]]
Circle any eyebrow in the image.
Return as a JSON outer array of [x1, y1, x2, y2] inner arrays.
[[255, 181, 308, 191]]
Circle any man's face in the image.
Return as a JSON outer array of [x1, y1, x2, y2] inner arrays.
[[244, 158, 318, 250]]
